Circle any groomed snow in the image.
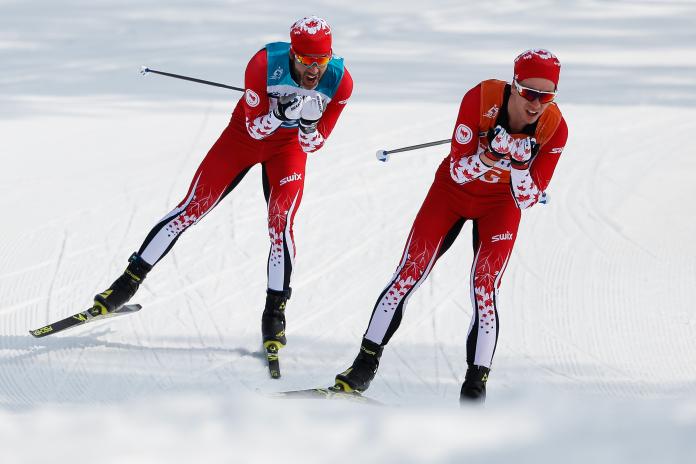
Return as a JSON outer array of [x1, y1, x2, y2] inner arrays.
[[2, 1, 695, 462]]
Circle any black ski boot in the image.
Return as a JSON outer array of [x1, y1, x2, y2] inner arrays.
[[93, 253, 152, 315], [261, 289, 290, 351], [334, 338, 384, 393], [460, 364, 490, 404]]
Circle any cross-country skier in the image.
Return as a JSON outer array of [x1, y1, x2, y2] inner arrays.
[[335, 49, 568, 403], [92, 16, 352, 364]]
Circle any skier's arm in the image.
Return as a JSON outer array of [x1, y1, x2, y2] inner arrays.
[[243, 49, 284, 140], [510, 117, 568, 209], [449, 85, 498, 184], [298, 67, 354, 153]]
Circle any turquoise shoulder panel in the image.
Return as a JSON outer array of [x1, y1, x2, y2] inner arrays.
[[265, 42, 345, 99]]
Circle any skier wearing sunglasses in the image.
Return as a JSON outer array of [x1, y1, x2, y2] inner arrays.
[[335, 49, 568, 403], [89, 16, 352, 376]]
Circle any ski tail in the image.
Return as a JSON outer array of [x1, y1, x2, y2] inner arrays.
[[264, 341, 282, 379]]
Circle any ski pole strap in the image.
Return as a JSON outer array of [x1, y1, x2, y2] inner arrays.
[[140, 66, 245, 92]]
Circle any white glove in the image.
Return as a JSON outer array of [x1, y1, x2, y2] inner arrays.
[[273, 94, 307, 121], [299, 96, 325, 133], [509, 136, 538, 169], [487, 125, 513, 160]]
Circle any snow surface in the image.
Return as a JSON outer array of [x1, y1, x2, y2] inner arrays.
[[2, 1, 696, 462]]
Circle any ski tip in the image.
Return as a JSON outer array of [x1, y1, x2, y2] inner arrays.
[[28, 326, 53, 338]]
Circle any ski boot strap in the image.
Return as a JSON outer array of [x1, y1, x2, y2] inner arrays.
[[360, 338, 383, 358], [267, 287, 292, 300], [125, 252, 153, 282]]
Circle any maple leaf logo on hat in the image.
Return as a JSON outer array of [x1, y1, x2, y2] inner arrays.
[[290, 16, 332, 55], [513, 48, 561, 87]]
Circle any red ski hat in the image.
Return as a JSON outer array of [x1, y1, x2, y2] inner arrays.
[[290, 16, 332, 56], [513, 49, 561, 88]]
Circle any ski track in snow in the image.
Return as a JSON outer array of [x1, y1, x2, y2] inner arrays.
[[2, 0, 696, 462]]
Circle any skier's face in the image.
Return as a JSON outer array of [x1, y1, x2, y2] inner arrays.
[[291, 52, 330, 89], [509, 77, 556, 126]]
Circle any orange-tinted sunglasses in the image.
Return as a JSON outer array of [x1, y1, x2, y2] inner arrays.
[[293, 50, 332, 68], [513, 80, 556, 104]]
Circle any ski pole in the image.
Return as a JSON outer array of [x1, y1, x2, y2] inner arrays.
[[375, 138, 451, 162], [140, 66, 245, 92], [375, 137, 549, 204]]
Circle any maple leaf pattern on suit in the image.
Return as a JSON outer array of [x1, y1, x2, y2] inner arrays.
[[472, 249, 507, 335], [164, 184, 216, 237], [267, 195, 294, 270], [449, 145, 494, 184], [510, 167, 541, 209], [246, 113, 282, 140], [377, 239, 438, 314], [298, 129, 325, 152]]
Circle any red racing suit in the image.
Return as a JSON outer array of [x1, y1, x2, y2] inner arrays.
[[363, 80, 568, 368], [136, 46, 353, 296]]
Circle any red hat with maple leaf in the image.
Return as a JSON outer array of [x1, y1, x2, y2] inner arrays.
[[290, 16, 332, 56], [514, 49, 561, 87]]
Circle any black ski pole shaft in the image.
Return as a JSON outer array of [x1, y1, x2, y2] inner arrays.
[[376, 138, 451, 162], [140, 66, 245, 92]]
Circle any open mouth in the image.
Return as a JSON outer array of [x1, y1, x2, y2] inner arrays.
[[302, 72, 319, 88], [526, 109, 539, 117]]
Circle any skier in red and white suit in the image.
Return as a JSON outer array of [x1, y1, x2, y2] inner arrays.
[[335, 49, 568, 403], [92, 16, 352, 356]]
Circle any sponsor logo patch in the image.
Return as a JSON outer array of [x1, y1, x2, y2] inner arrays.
[[245, 89, 260, 108], [491, 231, 514, 243], [455, 124, 473, 145], [549, 147, 564, 154], [279, 172, 302, 186], [484, 104, 499, 119], [271, 66, 283, 80]]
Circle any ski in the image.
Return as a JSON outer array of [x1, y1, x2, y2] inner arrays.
[[271, 384, 383, 406], [29, 304, 142, 338], [264, 341, 282, 379]]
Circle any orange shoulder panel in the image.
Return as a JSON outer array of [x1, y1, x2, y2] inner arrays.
[[479, 79, 506, 133], [534, 103, 562, 147]]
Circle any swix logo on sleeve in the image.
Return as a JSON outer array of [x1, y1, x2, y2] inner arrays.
[[245, 89, 260, 107], [455, 124, 473, 144], [279, 172, 302, 186], [550, 147, 564, 154], [491, 231, 514, 242]]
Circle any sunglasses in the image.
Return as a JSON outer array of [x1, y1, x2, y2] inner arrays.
[[293, 51, 332, 68], [513, 80, 556, 104]]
